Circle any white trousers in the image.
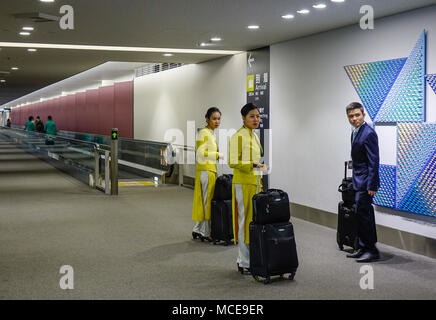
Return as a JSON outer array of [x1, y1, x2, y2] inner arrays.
[[235, 183, 250, 268], [193, 171, 211, 237]]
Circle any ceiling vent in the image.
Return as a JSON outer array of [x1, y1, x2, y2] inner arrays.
[[135, 63, 184, 78], [13, 12, 60, 23]]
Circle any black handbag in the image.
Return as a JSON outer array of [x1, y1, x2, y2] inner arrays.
[[252, 189, 291, 225]]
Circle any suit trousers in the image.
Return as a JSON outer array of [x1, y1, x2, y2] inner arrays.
[[355, 191, 378, 252]]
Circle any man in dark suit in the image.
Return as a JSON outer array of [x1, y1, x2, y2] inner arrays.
[[345, 102, 380, 262]]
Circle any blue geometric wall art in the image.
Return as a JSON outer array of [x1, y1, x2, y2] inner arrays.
[[344, 58, 407, 122], [427, 74, 436, 94], [373, 165, 396, 209], [374, 31, 426, 123], [396, 123, 436, 217]]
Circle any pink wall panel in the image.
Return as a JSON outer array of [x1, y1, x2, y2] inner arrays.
[[66, 94, 76, 132], [114, 81, 133, 138], [75, 92, 86, 133], [59, 96, 68, 130], [98, 85, 115, 136], [85, 89, 99, 134]]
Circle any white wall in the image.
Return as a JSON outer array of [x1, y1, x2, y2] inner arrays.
[[270, 6, 436, 239], [134, 53, 247, 176]]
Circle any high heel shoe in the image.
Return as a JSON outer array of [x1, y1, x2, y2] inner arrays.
[[237, 263, 251, 274], [199, 235, 213, 243], [192, 232, 201, 240]]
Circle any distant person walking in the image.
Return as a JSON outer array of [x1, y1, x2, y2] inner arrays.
[[25, 116, 35, 131], [44, 115, 57, 135], [44, 115, 57, 145], [6, 118, 11, 127], [192, 107, 224, 242], [35, 116, 44, 133]]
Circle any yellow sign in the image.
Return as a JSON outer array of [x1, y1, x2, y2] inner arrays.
[[247, 75, 255, 92]]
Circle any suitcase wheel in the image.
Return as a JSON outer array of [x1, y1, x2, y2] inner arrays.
[[252, 275, 260, 282], [288, 272, 296, 281], [338, 244, 344, 251], [263, 276, 271, 285], [224, 241, 229, 247], [213, 240, 217, 245]]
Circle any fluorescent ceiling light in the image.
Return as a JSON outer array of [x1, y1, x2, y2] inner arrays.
[[281, 14, 295, 19], [11, 67, 19, 70], [210, 37, 221, 41], [22, 26, 34, 31], [0, 80, 6, 83], [247, 25, 259, 29], [40, 0, 55, 2], [163, 53, 173, 56], [0, 42, 241, 55], [297, 9, 310, 14], [313, 4, 327, 9], [27, 48, 37, 52], [331, 0, 345, 2], [19, 32, 31, 36]]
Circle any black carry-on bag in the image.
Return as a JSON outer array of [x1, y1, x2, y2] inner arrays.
[[210, 164, 234, 245], [338, 161, 355, 206], [213, 174, 233, 200], [337, 161, 359, 251], [210, 199, 234, 246], [249, 221, 299, 284], [252, 189, 291, 225]]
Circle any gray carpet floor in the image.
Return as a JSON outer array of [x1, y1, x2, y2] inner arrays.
[[1, 138, 436, 300]]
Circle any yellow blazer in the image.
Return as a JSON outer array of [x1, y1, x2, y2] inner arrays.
[[196, 126, 219, 173], [228, 125, 262, 185]]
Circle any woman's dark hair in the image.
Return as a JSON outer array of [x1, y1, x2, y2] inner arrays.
[[205, 107, 221, 119], [28, 116, 33, 121], [240, 103, 258, 117]]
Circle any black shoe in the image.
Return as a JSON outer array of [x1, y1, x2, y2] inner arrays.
[[356, 251, 380, 263], [346, 248, 364, 258], [201, 235, 213, 242], [192, 232, 201, 240], [237, 264, 251, 274]]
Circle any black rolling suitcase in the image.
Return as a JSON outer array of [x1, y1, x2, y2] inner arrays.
[[213, 174, 233, 200], [337, 161, 359, 251], [337, 201, 358, 251], [250, 189, 298, 284], [249, 221, 298, 284], [210, 199, 233, 246]]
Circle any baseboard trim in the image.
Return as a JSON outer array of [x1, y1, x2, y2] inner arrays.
[[290, 203, 436, 259]]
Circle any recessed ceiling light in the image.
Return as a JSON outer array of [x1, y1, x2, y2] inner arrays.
[[11, 67, 19, 70], [19, 32, 31, 36], [163, 53, 173, 56], [281, 14, 295, 19], [297, 9, 310, 14], [0, 80, 6, 83], [27, 48, 37, 52], [313, 4, 327, 9], [210, 37, 221, 42], [247, 25, 259, 29], [22, 26, 34, 31], [331, 0, 345, 2]]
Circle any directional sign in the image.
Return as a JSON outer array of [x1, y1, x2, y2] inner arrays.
[[111, 128, 118, 140]]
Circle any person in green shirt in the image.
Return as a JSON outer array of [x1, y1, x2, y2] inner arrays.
[[25, 116, 35, 131], [44, 115, 57, 135], [44, 115, 57, 145]]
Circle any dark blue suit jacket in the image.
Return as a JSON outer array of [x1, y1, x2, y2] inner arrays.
[[351, 123, 380, 192]]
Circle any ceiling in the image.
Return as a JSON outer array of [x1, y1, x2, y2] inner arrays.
[[1, 0, 436, 106]]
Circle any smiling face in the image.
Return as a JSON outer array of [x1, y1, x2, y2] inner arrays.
[[347, 108, 365, 129], [243, 108, 260, 130], [206, 111, 221, 130]]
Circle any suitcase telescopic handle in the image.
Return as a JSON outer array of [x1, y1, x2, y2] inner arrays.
[[344, 161, 348, 179]]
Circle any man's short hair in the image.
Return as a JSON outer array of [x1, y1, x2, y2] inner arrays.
[[346, 102, 365, 114]]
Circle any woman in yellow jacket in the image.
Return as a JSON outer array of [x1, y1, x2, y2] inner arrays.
[[229, 103, 267, 273], [192, 107, 224, 242]]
